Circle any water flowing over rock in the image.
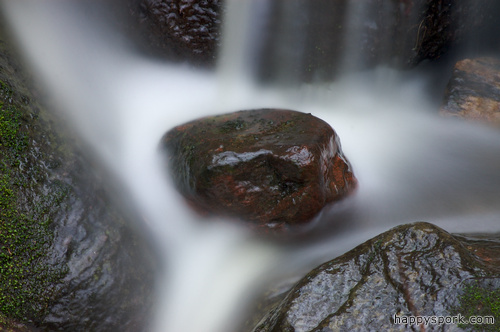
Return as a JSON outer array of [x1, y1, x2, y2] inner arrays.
[[0, 26, 157, 331], [440, 57, 500, 127], [85, 0, 500, 74], [254, 0, 500, 83], [160, 109, 357, 232], [251, 222, 500, 331]]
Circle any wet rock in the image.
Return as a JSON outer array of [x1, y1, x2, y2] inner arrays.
[[127, 0, 224, 66], [0, 25, 157, 331], [409, 0, 499, 65], [106, 0, 498, 77], [0, 317, 38, 332], [160, 109, 357, 232], [252, 222, 500, 331], [440, 57, 500, 126], [255, 0, 500, 83]]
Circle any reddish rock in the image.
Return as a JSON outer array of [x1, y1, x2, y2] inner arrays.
[[160, 109, 357, 232], [440, 57, 500, 126]]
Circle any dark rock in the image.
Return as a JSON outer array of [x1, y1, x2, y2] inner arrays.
[[93, 0, 499, 76], [0, 25, 157, 331], [0, 314, 39, 332], [252, 222, 500, 331], [255, 0, 500, 83], [127, 0, 224, 66], [440, 57, 500, 127], [160, 109, 357, 232]]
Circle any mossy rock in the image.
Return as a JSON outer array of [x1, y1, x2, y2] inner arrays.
[[0, 22, 157, 331], [251, 222, 500, 331]]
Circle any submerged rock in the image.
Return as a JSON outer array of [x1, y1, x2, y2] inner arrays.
[[160, 109, 357, 232], [440, 57, 500, 127], [252, 222, 500, 331]]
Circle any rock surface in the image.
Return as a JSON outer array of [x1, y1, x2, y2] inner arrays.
[[127, 0, 224, 66], [440, 57, 500, 127], [255, 0, 500, 83], [91, 1, 499, 75], [160, 109, 357, 232], [0, 25, 157, 331], [251, 222, 500, 331]]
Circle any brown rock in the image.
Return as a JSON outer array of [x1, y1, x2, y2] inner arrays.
[[440, 57, 500, 126], [160, 109, 357, 232]]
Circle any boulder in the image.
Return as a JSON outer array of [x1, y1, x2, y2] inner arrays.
[[440, 57, 500, 127], [252, 222, 500, 331], [160, 109, 357, 232]]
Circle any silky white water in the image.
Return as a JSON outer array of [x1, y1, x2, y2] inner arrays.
[[3, 1, 500, 332]]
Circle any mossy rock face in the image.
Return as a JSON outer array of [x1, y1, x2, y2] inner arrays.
[[0, 25, 156, 331], [160, 109, 357, 232], [0, 313, 37, 332], [252, 222, 500, 331], [450, 278, 500, 332]]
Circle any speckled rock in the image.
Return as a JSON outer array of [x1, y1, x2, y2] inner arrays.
[[160, 109, 357, 232], [440, 57, 500, 127], [252, 222, 500, 331], [128, 0, 224, 66]]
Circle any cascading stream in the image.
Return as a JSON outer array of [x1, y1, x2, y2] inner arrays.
[[2, 1, 500, 332]]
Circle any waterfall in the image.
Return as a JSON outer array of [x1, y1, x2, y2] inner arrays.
[[2, 1, 500, 332]]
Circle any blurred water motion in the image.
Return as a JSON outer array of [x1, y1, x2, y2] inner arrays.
[[2, 1, 500, 331]]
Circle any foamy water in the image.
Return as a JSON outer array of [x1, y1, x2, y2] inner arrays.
[[3, 1, 500, 332]]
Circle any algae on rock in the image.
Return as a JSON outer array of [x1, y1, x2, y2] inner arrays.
[[252, 222, 500, 332], [0, 23, 156, 331], [0, 65, 70, 323]]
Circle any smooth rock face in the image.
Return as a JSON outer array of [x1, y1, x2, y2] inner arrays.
[[252, 222, 500, 331], [440, 57, 500, 126], [160, 109, 357, 231]]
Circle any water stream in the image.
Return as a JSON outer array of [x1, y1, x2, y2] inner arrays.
[[2, 1, 500, 332]]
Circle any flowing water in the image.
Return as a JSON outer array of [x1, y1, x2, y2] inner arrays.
[[2, 1, 500, 332]]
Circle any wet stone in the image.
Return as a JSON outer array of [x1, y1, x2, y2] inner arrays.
[[252, 0, 500, 83], [252, 222, 500, 331], [440, 57, 500, 127], [0, 27, 157, 331], [160, 109, 357, 232], [128, 0, 224, 66]]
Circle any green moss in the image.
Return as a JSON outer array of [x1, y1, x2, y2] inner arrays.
[[0, 81, 68, 322], [453, 280, 500, 331], [0, 311, 31, 331], [218, 118, 247, 133]]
